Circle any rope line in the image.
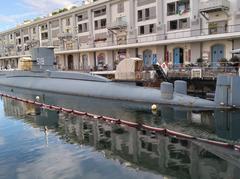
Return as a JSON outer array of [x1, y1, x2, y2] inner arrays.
[[1, 92, 239, 151]]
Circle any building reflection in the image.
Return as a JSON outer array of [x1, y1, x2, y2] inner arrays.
[[2, 97, 240, 179], [59, 113, 240, 179]]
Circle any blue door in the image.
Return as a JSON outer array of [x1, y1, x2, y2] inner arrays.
[[173, 48, 184, 65], [212, 45, 224, 67], [143, 50, 152, 67], [173, 48, 180, 64]]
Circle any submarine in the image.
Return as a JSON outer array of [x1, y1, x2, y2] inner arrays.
[[0, 47, 239, 109]]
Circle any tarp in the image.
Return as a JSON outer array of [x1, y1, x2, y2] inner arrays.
[[231, 49, 240, 54], [18, 57, 32, 71], [115, 58, 143, 80]]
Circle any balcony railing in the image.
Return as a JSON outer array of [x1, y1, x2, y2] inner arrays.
[[167, 63, 239, 80], [199, 0, 230, 12], [108, 20, 127, 29], [58, 32, 73, 40], [1, 24, 240, 59], [56, 23, 240, 50]]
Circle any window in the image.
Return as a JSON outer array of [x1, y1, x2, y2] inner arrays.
[[41, 32, 48, 40], [209, 21, 228, 34], [78, 15, 83, 21], [41, 24, 48, 31], [77, 12, 88, 22], [138, 10, 143, 21], [24, 36, 29, 43], [168, 18, 190, 31], [139, 24, 156, 35], [78, 23, 88, 33], [167, 1, 190, 16], [18, 38, 21, 44], [140, 26, 144, 35], [95, 19, 106, 30], [167, 2, 176, 16], [24, 45, 29, 51], [138, 7, 156, 21], [66, 18, 71, 26], [78, 24, 83, 33], [179, 18, 189, 29], [10, 34, 13, 40], [170, 20, 178, 30], [32, 27, 36, 34], [95, 21, 98, 30], [145, 8, 150, 20], [149, 24, 155, 33], [101, 19, 106, 28], [177, 0, 190, 14]]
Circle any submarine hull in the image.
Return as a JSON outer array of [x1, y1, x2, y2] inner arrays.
[[0, 70, 217, 109]]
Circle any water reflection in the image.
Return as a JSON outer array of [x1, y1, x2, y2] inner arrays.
[[2, 97, 240, 179], [2, 87, 240, 142]]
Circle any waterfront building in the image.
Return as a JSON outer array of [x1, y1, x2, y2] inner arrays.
[[0, 0, 240, 70]]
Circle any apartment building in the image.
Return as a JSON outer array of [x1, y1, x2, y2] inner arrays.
[[0, 0, 240, 70]]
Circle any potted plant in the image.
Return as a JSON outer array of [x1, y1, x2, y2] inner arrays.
[[230, 56, 240, 73], [196, 58, 203, 67], [218, 58, 228, 67]]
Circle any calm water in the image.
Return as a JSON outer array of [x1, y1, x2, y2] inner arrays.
[[1, 88, 240, 179]]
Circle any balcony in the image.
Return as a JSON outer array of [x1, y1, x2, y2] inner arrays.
[[108, 19, 128, 30], [58, 32, 73, 40], [199, 0, 230, 13], [5, 44, 15, 49]]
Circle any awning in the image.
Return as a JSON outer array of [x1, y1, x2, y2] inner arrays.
[[231, 49, 240, 54]]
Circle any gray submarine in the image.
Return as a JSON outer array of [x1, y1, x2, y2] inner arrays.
[[0, 47, 239, 109]]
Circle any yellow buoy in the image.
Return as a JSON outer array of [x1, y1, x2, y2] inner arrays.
[[36, 96, 40, 101], [151, 104, 157, 111]]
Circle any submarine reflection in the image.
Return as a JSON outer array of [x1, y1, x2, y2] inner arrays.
[[2, 97, 240, 179], [3, 87, 240, 141]]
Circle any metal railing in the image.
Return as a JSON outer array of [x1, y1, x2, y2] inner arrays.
[[167, 62, 240, 79], [79, 23, 240, 49], [1, 24, 240, 57], [199, 0, 230, 11], [108, 20, 128, 28]]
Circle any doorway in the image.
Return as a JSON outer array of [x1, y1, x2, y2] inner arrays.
[[212, 44, 224, 67], [67, 55, 74, 70], [143, 49, 153, 68], [173, 48, 184, 65]]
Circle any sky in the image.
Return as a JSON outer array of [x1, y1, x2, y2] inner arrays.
[[0, 0, 83, 32]]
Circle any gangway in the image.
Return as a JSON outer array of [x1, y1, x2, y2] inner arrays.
[[153, 64, 169, 82]]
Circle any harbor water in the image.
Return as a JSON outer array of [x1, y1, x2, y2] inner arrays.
[[0, 88, 240, 179]]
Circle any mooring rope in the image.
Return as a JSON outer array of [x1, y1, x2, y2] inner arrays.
[[1, 92, 240, 152]]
